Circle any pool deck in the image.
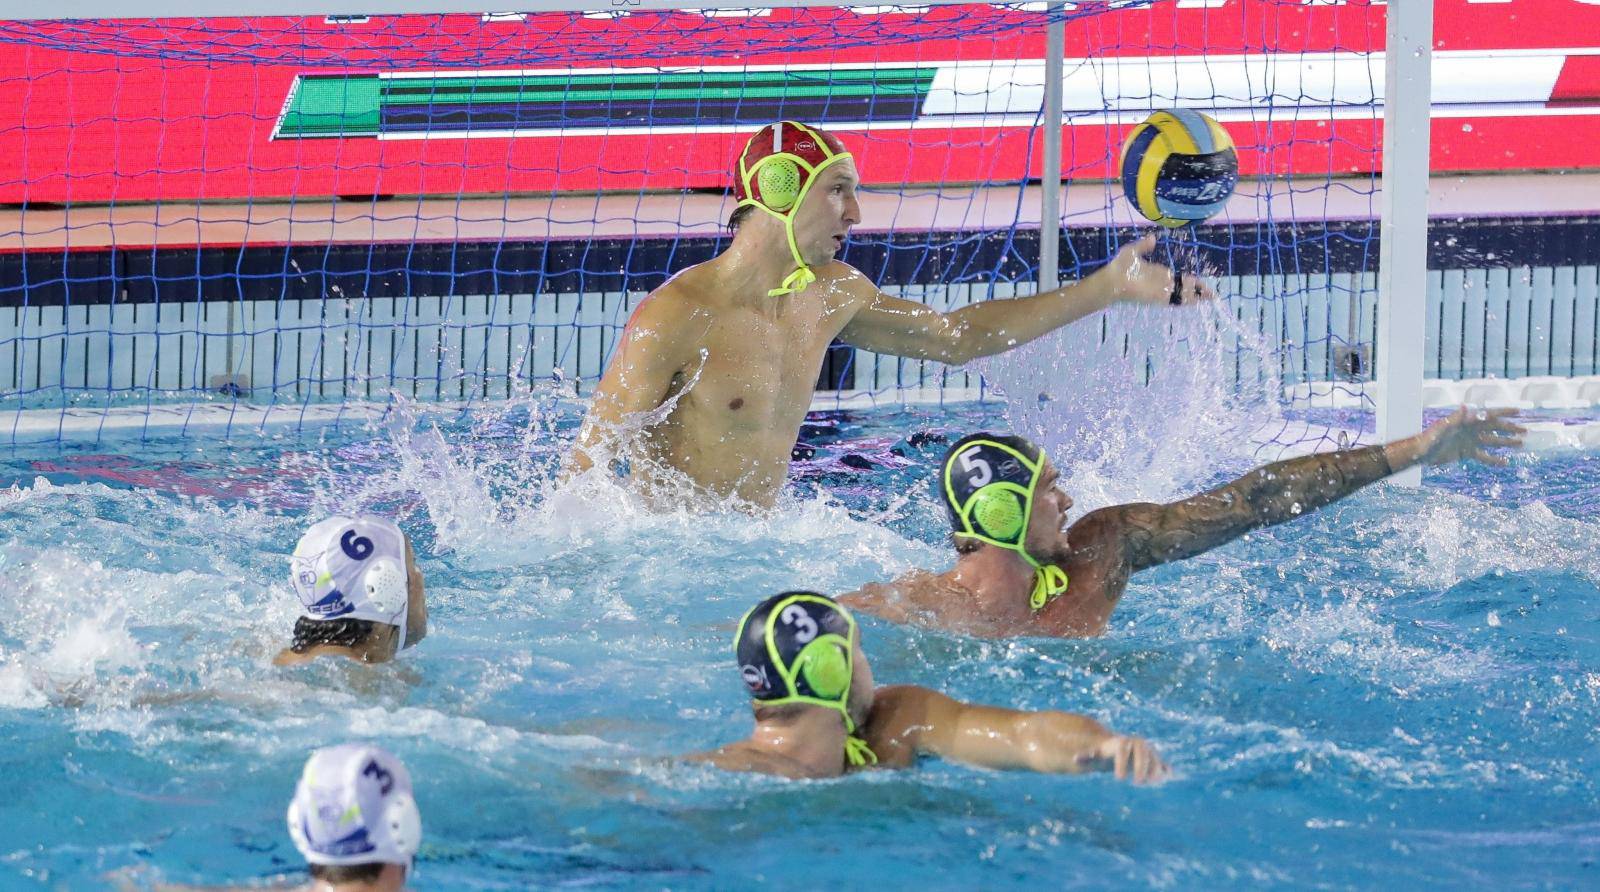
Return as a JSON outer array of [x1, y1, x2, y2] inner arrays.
[[2, 172, 1596, 251]]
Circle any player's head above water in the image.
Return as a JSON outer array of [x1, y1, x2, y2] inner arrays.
[[276, 515, 428, 666], [728, 121, 861, 296], [287, 743, 421, 890], [938, 433, 1075, 610], [735, 590, 878, 766]]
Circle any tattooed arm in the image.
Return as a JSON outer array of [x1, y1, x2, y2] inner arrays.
[[1109, 407, 1525, 571]]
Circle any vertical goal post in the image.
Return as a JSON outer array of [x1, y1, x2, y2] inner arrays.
[[1375, 0, 1435, 487]]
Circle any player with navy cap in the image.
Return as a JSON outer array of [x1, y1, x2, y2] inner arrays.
[[275, 516, 428, 666], [690, 591, 1168, 782], [565, 120, 1214, 508], [842, 410, 1525, 637]]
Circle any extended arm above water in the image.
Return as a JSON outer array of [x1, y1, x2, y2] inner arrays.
[[1109, 407, 1526, 572], [868, 685, 1169, 783], [838, 235, 1213, 365]]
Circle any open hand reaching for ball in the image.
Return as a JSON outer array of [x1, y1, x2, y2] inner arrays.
[[1095, 234, 1216, 307]]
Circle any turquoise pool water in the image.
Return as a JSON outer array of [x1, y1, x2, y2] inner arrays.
[[1, 399, 1597, 889]]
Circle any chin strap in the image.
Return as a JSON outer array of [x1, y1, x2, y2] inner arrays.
[[768, 263, 817, 297], [845, 734, 879, 767], [1027, 563, 1071, 611]]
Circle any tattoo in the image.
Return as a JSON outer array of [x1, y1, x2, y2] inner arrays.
[[1121, 445, 1392, 571]]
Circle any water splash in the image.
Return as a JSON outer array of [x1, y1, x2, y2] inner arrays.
[[977, 298, 1284, 512]]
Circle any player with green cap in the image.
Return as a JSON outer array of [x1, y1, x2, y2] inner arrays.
[[841, 409, 1526, 637], [689, 591, 1168, 782], [565, 120, 1215, 508]]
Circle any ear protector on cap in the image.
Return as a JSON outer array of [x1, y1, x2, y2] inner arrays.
[[363, 558, 410, 649], [794, 636, 851, 700], [970, 486, 1026, 541], [364, 558, 409, 620], [386, 792, 422, 861], [756, 158, 803, 212]]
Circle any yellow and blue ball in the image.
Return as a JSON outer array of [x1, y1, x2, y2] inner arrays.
[[1119, 109, 1238, 228]]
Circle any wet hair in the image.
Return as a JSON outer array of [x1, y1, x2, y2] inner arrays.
[[310, 862, 386, 883], [728, 204, 755, 231], [290, 616, 378, 654]]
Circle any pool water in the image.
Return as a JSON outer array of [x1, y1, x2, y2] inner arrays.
[[1, 397, 1597, 889]]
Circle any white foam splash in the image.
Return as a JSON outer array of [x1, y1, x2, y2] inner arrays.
[[361, 386, 941, 584], [1368, 492, 1600, 591], [978, 297, 1286, 513], [0, 486, 292, 711]]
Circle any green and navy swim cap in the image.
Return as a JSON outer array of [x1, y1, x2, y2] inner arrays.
[[735, 591, 876, 767], [938, 433, 1069, 610]]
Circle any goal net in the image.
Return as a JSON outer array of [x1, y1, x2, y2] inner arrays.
[[0, 1, 1388, 445]]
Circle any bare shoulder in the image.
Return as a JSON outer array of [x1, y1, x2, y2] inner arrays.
[[871, 684, 954, 716], [837, 578, 901, 613], [629, 274, 708, 330], [838, 572, 940, 624], [1068, 504, 1148, 555], [609, 273, 720, 372], [815, 260, 878, 304]]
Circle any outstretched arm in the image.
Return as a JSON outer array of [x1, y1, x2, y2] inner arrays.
[[838, 235, 1213, 365], [1111, 407, 1525, 571], [869, 685, 1169, 783]]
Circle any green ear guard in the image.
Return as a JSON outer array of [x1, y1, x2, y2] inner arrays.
[[792, 635, 851, 699], [756, 158, 804, 212], [970, 485, 1027, 541]]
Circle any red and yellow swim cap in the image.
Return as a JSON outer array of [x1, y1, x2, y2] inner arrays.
[[732, 121, 853, 296], [734, 121, 850, 213]]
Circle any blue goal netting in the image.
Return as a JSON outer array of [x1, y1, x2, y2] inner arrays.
[[0, 1, 1390, 446]]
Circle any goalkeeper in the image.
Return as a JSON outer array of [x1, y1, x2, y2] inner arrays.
[[564, 120, 1212, 507]]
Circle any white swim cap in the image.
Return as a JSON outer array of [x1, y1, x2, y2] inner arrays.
[[286, 743, 421, 871], [290, 516, 411, 648]]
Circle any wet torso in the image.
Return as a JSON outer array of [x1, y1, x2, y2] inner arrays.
[[636, 263, 864, 505]]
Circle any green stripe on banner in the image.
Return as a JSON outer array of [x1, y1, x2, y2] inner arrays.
[[276, 66, 936, 138], [386, 68, 935, 92], [278, 74, 382, 137], [380, 83, 925, 106]]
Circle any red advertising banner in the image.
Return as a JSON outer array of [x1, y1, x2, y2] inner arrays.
[[0, 0, 1595, 205]]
